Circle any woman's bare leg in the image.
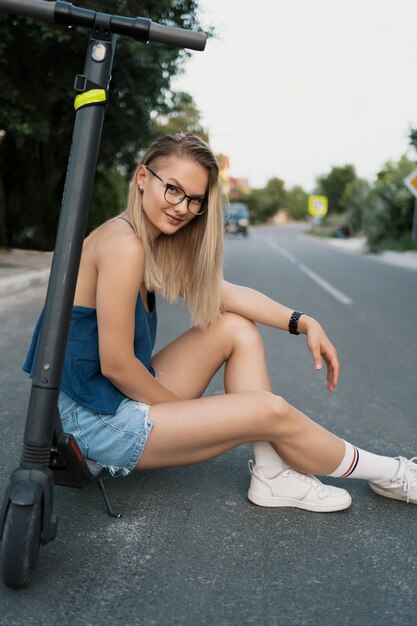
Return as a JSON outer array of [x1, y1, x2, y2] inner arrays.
[[138, 390, 343, 471], [150, 312, 271, 399], [137, 313, 345, 471]]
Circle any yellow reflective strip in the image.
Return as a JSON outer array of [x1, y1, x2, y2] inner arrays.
[[74, 89, 107, 111]]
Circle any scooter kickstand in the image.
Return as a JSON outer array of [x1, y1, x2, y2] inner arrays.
[[96, 479, 122, 518]]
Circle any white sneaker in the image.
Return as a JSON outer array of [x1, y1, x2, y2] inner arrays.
[[247, 460, 352, 513], [368, 456, 417, 504]]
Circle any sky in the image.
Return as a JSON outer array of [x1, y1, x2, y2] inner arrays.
[[173, 0, 417, 191]]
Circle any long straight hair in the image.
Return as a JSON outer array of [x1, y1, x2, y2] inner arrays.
[[126, 133, 224, 328]]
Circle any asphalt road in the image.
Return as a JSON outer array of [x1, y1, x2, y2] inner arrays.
[[0, 225, 416, 625]]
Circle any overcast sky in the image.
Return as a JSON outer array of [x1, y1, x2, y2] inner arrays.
[[173, 0, 417, 191]]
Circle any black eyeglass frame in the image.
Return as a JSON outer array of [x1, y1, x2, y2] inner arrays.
[[144, 166, 208, 216]]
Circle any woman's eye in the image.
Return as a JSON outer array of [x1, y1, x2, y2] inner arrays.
[[167, 185, 182, 196], [189, 198, 202, 207]]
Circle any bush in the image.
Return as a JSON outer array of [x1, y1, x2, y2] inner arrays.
[[315, 165, 356, 214], [286, 186, 309, 220], [340, 178, 370, 235], [364, 156, 415, 252], [244, 178, 287, 224]]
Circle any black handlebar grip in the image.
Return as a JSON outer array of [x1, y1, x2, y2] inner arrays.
[[0, 0, 55, 22], [148, 22, 206, 51]]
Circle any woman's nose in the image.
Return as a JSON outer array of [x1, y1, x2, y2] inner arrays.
[[173, 198, 189, 214]]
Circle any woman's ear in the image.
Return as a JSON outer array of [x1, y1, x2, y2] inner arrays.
[[136, 164, 147, 190]]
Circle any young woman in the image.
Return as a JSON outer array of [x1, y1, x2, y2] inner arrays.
[[24, 133, 417, 512]]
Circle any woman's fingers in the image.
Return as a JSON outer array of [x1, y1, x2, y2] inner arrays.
[[323, 347, 340, 391], [307, 327, 340, 391]]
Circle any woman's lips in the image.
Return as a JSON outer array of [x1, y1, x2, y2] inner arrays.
[[164, 212, 183, 225]]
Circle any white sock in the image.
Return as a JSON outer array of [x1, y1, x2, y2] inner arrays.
[[329, 440, 399, 483], [251, 442, 289, 478]]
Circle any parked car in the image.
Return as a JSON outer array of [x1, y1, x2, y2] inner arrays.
[[224, 202, 250, 236]]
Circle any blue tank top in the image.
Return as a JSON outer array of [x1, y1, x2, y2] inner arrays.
[[23, 292, 157, 414]]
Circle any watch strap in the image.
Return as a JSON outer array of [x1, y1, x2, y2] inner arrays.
[[289, 310, 304, 335]]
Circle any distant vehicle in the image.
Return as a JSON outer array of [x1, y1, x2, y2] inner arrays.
[[224, 202, 250, 236]]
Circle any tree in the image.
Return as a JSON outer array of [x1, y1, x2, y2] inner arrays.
[[285, 185, 309, 221], [0, 0, 202, 249], [363, 156, 415, 251], [245, 177, 287, 224], [339, 178, 371, 234], [152, 91, 208, 142], [315, 164, 357, 214], [409, 127, 417, 153]]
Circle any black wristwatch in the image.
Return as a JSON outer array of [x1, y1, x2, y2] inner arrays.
[[289, 310, 304, 335]]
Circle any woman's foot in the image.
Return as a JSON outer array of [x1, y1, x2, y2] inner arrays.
[[247, 461, 352, 512], [368, 457, 417, 504]]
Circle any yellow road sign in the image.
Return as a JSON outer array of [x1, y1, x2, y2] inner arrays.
[[308, 195, 328, 217], [404, 169, 417, 198]]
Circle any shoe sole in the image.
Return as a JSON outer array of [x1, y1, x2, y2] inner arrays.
[[368, 482, 417, 504], [247, 490, 352, 512]]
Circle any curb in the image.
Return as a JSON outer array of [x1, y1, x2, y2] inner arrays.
[[0, 269, 50, 298], [300, 234, 417, 271]]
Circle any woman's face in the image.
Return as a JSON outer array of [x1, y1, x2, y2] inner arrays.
[[136, 156, 209, 239]]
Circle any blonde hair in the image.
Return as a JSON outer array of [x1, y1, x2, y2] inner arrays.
[[127, 133, 224, 328]]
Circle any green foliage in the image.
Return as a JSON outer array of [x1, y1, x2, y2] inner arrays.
[[409, 127, 417, 153], [245, 180, 308, 223], [88, 163, 128, 232], [0, 0, 202, 249], [151, 91, 208, 141], [285, 185, 309, 220], [315, 164, 356, 214], [363, 156, 415, 252], [242, 147, 416, 253], [312, 154, 416, 251], [340, 177, 371, 234], [244, 177, 287, 224]]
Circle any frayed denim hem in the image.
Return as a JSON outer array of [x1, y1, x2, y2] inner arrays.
[[107, 412, 154, 477], [107, 466, 131, 478]]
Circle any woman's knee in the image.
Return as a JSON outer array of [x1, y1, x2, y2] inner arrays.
[[218, 312, 262, 350], [256, 391, 292, 435]]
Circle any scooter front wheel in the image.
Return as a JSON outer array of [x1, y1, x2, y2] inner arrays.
[[0, 502, 42, 588]]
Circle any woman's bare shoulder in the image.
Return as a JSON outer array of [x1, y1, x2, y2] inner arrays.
[[75, 217, 145, 308], [89, 217, 145, 267]]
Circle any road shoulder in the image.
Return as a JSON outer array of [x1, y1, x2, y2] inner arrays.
[[300, 233, 417, 271]]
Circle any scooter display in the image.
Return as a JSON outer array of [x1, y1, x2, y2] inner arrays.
[[0, 0, 206, 589]]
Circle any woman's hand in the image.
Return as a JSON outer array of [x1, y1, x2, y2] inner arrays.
[[302, 317, 340, 392], [220, 282, 340, 391]]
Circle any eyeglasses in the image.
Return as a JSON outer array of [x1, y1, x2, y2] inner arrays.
[[145, 166, 208, 216]]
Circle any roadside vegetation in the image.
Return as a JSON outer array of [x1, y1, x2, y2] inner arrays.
[[243, 144, 417, 254]]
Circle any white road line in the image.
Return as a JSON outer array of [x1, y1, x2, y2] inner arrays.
[[268, 241, 297, 264], [267, 241, 353, 305], [298, 264, 353, 305]]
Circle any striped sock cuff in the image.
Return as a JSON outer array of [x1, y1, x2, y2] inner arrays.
[[340, 445, 360, 477], [329, 441, 360, 478]]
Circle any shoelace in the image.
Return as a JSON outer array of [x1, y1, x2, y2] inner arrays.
[[399, 456, 417, 503], [287, 469, 325, 491], [248, 460, 325, 493]]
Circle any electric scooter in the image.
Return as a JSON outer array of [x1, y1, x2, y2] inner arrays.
[[0, 0, 206, 589]]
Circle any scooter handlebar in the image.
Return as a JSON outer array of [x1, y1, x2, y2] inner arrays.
[[148, 21, 206, 51], [0, 0, 55, 22], [0, 0, 207, 51]]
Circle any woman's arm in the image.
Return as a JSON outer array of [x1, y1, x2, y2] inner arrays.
[[95, 227, 178, 405], [221, 280, 340, 391]]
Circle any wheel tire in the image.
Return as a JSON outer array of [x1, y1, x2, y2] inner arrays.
[[0, 502, 42, 589]]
